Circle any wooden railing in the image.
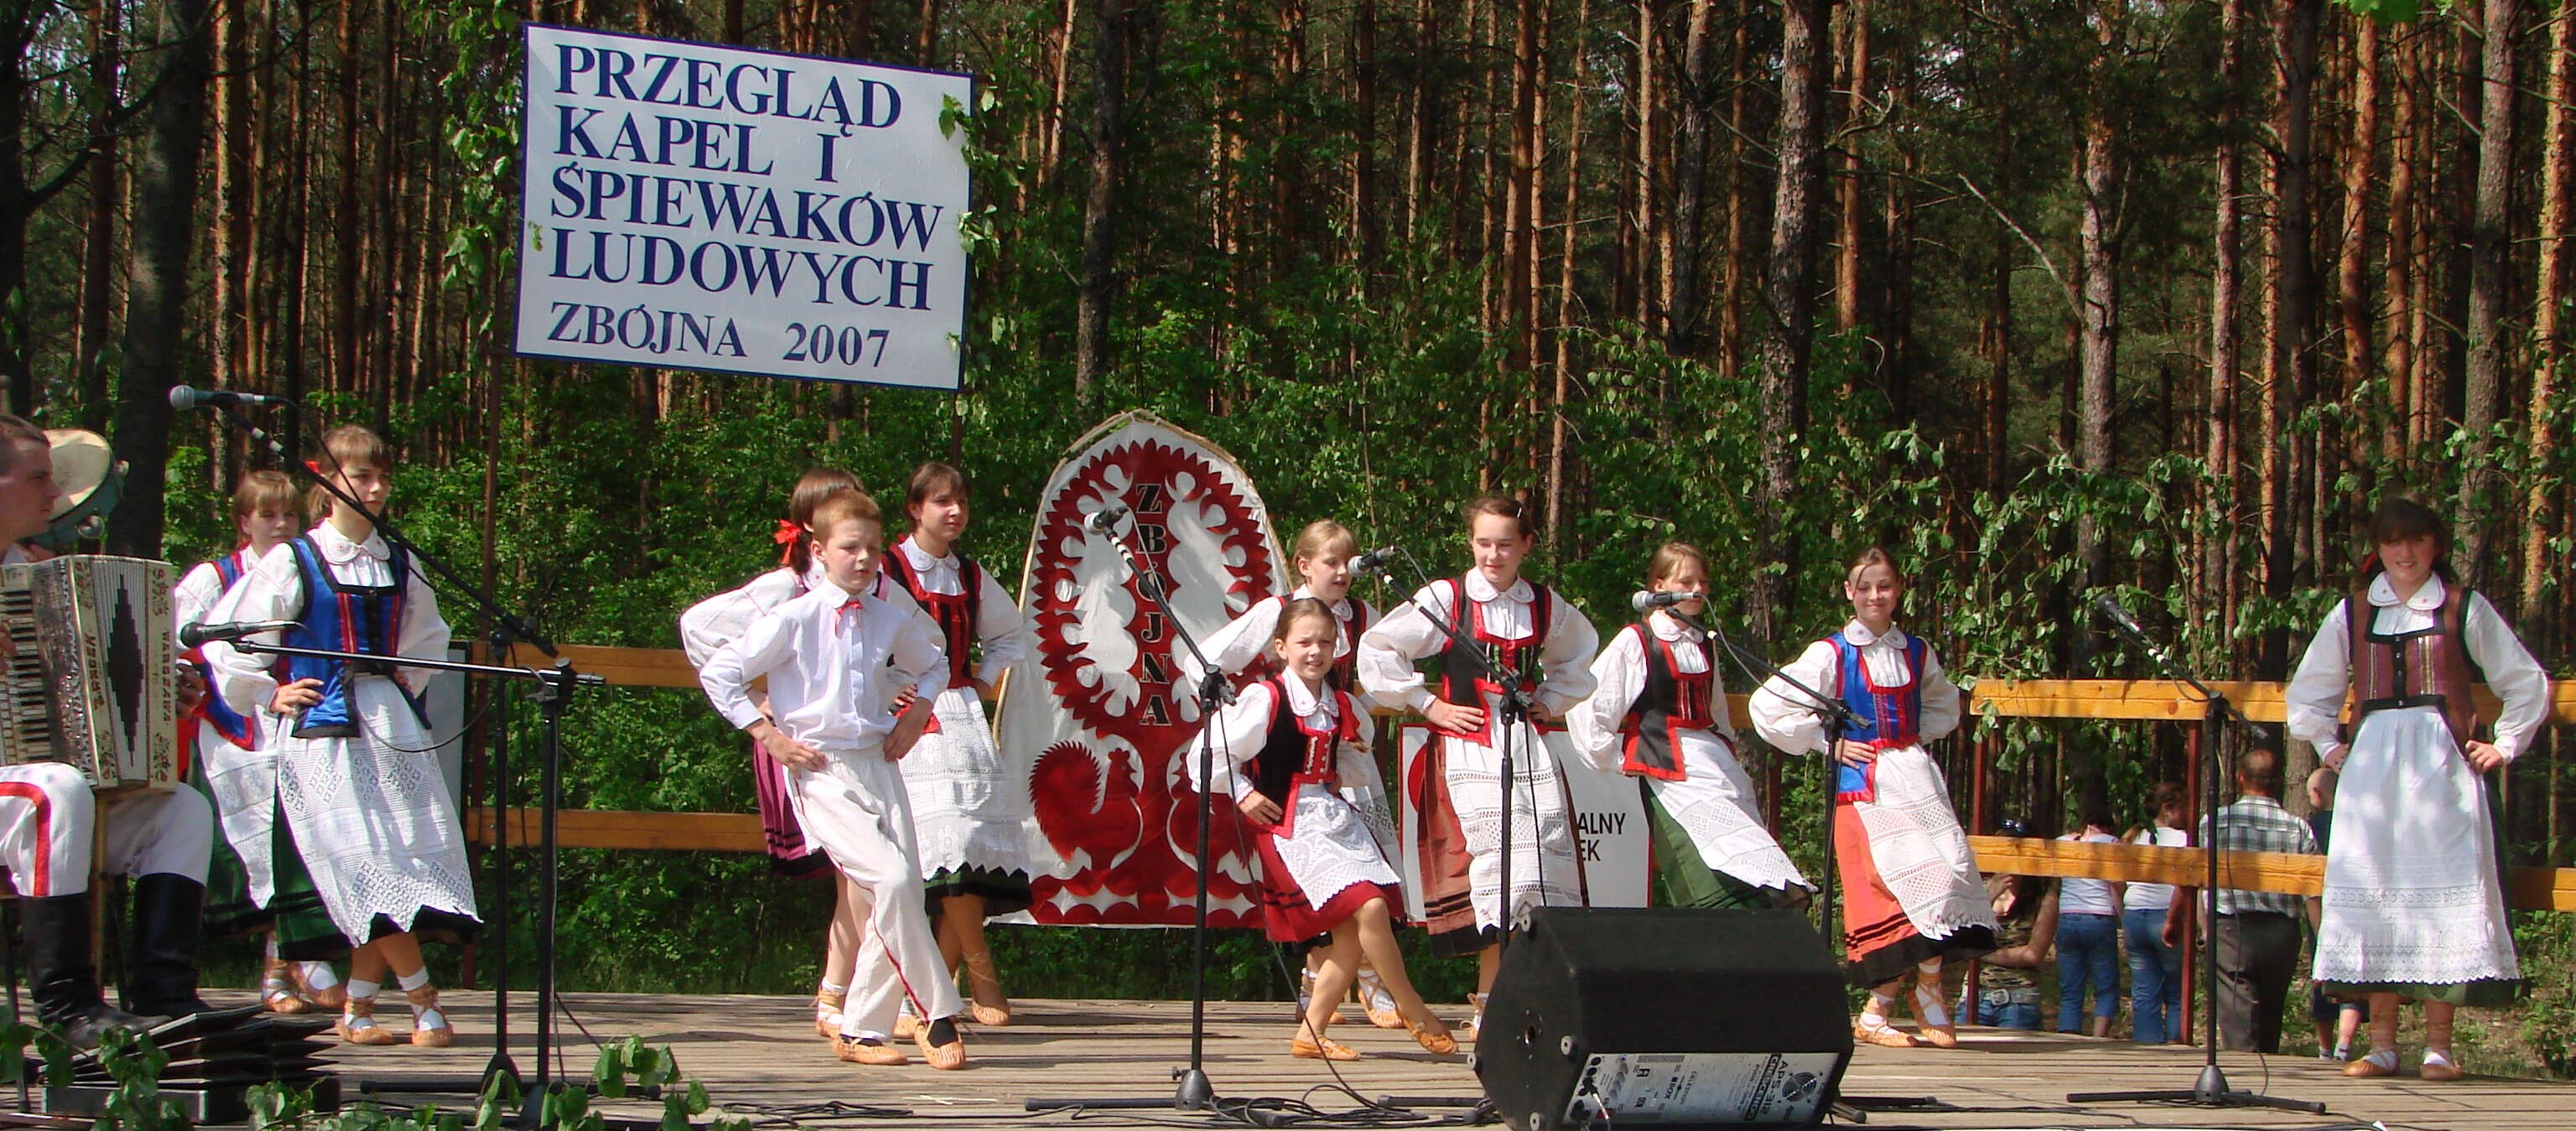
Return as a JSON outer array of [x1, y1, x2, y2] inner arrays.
[[465, 644, 2576, 911]]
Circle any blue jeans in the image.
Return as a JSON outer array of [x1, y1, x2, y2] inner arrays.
[[2125, 906, 2184, 1043], [1961, 989, 2042, 1031], [2057, 912, 2122, 1032]]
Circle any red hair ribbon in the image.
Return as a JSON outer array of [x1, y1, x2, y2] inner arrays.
[[774, 518, 803, 565]]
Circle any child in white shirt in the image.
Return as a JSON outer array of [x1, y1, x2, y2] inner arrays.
[[699, 490, 968, 1070]]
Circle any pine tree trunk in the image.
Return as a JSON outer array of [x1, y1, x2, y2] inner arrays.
[[2522, 0, 2573, 647], [1831, 0, 1867, 335], [74, 0, 119, 429], [333, 0, 361, 394], [2262, 0, 2320, 677], [1632, 0, 1659, 329], [106, 0, 214, 558], [2457, 0, 2517, 585], [1752, 0, 1831, 641], [1073, 0, 1139, 398], [2334, 15, 2377, 493], [2208, 0, 2244, 657], [2075, 3, 2122, 597], [2381, 26, 2419, 469], [1665, 0, 1719, 353]]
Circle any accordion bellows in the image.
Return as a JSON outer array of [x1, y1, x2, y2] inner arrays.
[[1, 555, 179, 790]]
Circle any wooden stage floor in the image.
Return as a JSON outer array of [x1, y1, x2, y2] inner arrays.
[[271, 990, 2568, 1130]]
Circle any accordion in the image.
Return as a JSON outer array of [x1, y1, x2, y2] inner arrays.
[[0, 555, 179, 791]]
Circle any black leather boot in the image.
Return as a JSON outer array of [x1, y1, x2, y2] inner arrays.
[[21, 892, 159, 1050], [123, 874, 211, 1018]]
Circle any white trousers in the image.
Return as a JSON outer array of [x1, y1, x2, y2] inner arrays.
[[101, 787, 216, 884], [791, 750, 964, 1039], [0, 764, 94, 897]]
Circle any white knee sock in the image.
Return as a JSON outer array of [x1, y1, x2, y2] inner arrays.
[[396, 968, 446, 1030], [344, 978, 382, 1025]]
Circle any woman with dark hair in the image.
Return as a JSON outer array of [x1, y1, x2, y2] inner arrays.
[[2122, 782, 2189, 1044], [2053, 800, 2123, 1037], [2285, 496, 2548, 1081]]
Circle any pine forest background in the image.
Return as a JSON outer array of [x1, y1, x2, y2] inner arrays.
[[8, 0, 2576, 1074]]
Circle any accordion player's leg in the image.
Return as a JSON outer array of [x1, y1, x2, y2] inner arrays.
[[0, 765, 158, 1049], [99, 788, 216, 1018]]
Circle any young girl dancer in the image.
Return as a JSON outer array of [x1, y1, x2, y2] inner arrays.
[[1197, 520, 1405, 1029], [1568, 543, 1810, 910], [885, 463, 1034, 1026], [1358, 495, 1598, 1035], [682, 468, 914, 1040], [1748, 547, 1993, 1050], [176, 470, 344, 1015], [2285, 497, 2547, 1081], [1204, 599, 1457, 1060], [205, 425, 479, 1048]]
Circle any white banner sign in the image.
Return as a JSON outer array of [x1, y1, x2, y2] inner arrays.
[[514, 25, 969, 390]]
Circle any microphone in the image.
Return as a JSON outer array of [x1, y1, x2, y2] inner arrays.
[[2093, 594, 2151, 643], [179, 620, 299, 649], [1082, 505, 1129, 534], [169, 385, 292, 412], [1631, 589, 1696, 612], [1349, 547, 1397, 576]]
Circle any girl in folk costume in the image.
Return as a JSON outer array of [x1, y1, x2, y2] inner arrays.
[[1357, 495, 1598, 1034], [176, 470, 345, 1016], [1568, 543, 1810, 911], [884, 463, 1034, 1028], [205, 426, 479, 1048], [1748, 547, 1993, 1051], [2285, 497, 2547, 1082], [1201, 599, 1457, 1061], [1198, 521, 1406, 1030], [681, 467, 925, 1040]]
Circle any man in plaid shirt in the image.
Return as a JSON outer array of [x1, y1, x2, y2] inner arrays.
[[2196, 745, 2322, 1053]]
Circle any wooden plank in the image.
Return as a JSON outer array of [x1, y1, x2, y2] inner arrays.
[[465, 807, 766, 853], [486, 643, 2576, 725], [1967, 834, 2322, 892], [1970, 677, 2576, 724], [299, 989, 2576, 1129]]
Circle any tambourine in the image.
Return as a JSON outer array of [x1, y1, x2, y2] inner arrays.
[[31, 428, 122, 550]]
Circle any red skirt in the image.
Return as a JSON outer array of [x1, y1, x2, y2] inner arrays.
[[1251, 830, 1397, 943], [751, 738, 834, 879]]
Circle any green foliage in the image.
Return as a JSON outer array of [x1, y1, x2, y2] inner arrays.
[[90, 1030, 187, 1131], [0, 1020, 75, 1090], [242, 1037, 745, 1131]]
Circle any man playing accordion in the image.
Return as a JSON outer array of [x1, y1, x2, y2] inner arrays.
[[0, 414, 214, 1048]]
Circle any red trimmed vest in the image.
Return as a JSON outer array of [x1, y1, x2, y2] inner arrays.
[[2345, 580, 2480, 749], [1249, 677, 1361, 835], [883, 545, 984, 688], [1435, 577, 1554, 745], [1618, 623, 1715, 782]]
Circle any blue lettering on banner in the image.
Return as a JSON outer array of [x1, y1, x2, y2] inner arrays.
[[553, 43, 902, 127]]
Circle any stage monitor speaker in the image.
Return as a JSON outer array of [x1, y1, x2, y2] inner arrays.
[[1472, 906, 1852, 1129]]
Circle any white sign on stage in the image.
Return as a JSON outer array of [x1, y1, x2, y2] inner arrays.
[[514, 25, 970, 390]]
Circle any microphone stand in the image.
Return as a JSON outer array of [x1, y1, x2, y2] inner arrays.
[[1685, 608, 1856, 938], [1024, 516, 1231, 1113], [2066, 606, 2324, 1114], [203, 404, 581, 1121]]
